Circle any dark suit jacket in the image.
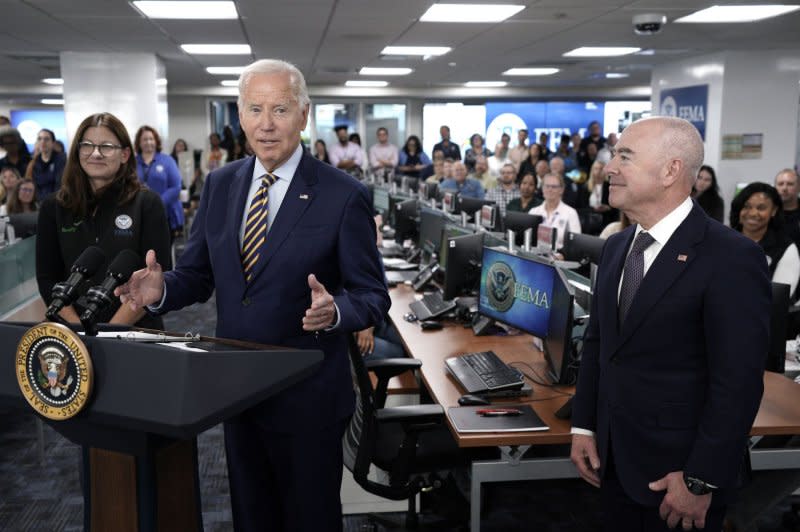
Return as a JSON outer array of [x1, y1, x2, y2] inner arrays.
[[572, 203, 770, 505], [160, 150, 390, 432]]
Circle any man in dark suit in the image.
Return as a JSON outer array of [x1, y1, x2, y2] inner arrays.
[[116, 59, 390, 531], [570, 116, 770, 531]]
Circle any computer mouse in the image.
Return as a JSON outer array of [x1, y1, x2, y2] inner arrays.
[[458, 394, 491, 406], [420, 320, 443, 331]]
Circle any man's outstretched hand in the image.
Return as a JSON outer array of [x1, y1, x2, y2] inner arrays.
[[115, 249, 165, 310]]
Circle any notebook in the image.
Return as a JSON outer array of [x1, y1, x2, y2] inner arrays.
[[447, 404, 549, 433]]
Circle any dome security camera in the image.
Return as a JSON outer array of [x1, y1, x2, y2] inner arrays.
[[633, 13, 667, 35]]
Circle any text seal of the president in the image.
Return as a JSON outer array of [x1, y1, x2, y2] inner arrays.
[[15, 322, 93, 420]]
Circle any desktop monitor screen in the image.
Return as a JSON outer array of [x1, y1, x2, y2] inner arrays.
[[393, 199, 419, 243], [442, 192, 456, 213], [418, 208, 446, 262], [442, 232, 484, 300], [537, 225, 556, 252], [419, 181, 438, 202], [438, 223, 474, 272], [456, 196, 495, 217], [479, 205, 497, 231], [479, 247, 555, 339], [373, 187, 390, 215], [562, 232, 606, 265], [503, 212, 543, 246], [542, 266, 576, 385]]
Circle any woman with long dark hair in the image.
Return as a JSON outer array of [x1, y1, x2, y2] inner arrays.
[[730, 182, 799, 298], [396, 135, 431, 178], [36, 112, 171, 328], [693, 164, 724, 222]]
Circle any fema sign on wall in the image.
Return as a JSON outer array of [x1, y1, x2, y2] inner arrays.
[[659, 85, 708, 140]]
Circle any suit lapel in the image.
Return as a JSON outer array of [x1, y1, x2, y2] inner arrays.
[[614, 205, 707, 352], [228, 158, 256, 286], [245, 152, 318, 285], [599, 226, 635, 343]]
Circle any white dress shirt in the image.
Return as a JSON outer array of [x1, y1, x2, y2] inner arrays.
[[571, 196, 693, 437], [528, 201, 582, 250]]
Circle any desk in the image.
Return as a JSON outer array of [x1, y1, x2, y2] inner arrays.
[[388, 284, 800, 531]]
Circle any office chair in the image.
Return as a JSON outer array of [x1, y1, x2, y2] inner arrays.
[[343, 335, 495, 530]]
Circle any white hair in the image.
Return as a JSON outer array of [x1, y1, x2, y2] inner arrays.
[[237, 59, 310, 109]]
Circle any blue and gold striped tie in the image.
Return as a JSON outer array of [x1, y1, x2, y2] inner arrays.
[[241, 172, 277, 283]]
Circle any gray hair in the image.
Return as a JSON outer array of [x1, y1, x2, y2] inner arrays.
[[645, 116, 704, 183], [237, 59, 310, 109]]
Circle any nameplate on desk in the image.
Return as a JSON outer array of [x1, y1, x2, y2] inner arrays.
[[447, 404, 549, 433]]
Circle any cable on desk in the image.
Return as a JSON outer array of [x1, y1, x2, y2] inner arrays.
[[508, 361, 575, 397]]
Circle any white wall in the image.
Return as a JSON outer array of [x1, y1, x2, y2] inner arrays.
[[166, 95, 209, 155], [652, 51, 800, 220]]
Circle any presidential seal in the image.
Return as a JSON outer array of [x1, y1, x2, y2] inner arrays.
[[486, 261, 516, 312], [15, 322, 93, 420]]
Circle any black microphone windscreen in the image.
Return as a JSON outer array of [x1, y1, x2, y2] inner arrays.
[[73, 246, 106, 274], [107, 249, 141, 282]]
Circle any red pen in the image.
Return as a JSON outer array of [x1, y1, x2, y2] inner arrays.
[[476, 408, 522, 417]]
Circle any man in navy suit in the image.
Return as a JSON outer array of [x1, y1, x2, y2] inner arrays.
[[116, 59, 390, 531], [570, 116, 770, 531]]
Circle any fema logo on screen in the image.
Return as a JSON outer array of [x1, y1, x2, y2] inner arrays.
[[660, 96, 677, 117], [486, 261, 516, 312]]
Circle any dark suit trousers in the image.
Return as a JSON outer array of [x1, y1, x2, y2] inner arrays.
[[224, 410, 348, 532], [602, 448, 726, 532]]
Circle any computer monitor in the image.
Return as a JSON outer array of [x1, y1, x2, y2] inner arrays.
[[542, 266, 577, 385], [478, 247, 575, 384], [479, 204, 499, 232], [562, 232, 606, 265], [456, 196, 495, 217], [503, 212, 543, 246], [418, 181, 438, 202], [767, 282, 790, 373], [373, 187, 390, 216], [442, 232, 484, 300], [442, 192, 456, 214], [8, 212, 38, 239], [393, 199, 419, 244], [418, 207, 447, 263], [438, 223, 474, 273]]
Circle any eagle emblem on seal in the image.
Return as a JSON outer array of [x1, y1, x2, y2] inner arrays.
[[37, 347, 74, 398]]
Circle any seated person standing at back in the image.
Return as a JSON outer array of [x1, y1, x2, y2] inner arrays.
[[528, 172, 581, 250], [440, 161, 484, 199], [506, 172, 542, 213], [486, 163, 520, 218]]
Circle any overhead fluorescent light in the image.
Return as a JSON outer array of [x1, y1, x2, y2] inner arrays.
[[420, 3, 525, 23], [181, 44, 251, 55], [41, 99, 64, 105], [675, 5, 800, 23], [564, 47, 641, 57], [359, 67, 412, 76], [345, 80, 389, 87], [131, 1, 238, 19], [502, 67, 559, 76], [42, 78, 64, 85], [220, 80, 239, 87], [206, 66, 247, 75], [465, 81, 508, 88], [605, 73, 630, 79], [381, 46, 451, 57]]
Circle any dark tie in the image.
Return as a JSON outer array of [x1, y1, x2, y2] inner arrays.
[[618, 231, 655, 323], [241, 173, 278, 283]]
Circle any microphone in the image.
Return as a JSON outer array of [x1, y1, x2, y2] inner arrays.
[[46, 246, 106, 321], [79, 249, 141, 328]]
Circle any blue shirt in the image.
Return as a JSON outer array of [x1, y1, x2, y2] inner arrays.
[[136, 152, 184, 230], [439, 177, 485, 199]]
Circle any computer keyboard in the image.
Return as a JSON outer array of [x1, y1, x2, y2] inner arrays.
[[408, 292, 456, 321], [445, 350, 525, 394]]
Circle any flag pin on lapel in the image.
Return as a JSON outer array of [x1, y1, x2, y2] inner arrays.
[[299, 194, 309, 200], [677, 254, 688, 262]]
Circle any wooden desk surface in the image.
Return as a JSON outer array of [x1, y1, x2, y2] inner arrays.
[[389, 284, 800, 447]]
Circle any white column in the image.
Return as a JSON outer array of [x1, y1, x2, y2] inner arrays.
[[60, 52, 168, 144]]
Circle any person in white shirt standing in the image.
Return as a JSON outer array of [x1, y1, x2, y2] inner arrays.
[[368, 127, 398, 181], [528, 172, 581, 250], [329, 125, 364, 179]]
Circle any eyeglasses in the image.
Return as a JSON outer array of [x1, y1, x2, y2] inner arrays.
[[78, 141, 123, 157], [19, 187, 34, 193]]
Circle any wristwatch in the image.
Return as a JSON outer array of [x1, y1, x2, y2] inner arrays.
[[683, 473, 717, 495]]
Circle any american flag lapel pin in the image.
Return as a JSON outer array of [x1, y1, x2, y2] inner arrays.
[[677, 254, 688, 262], [299, 194, 309, 200]]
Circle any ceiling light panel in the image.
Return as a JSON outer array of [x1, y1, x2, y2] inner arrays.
[[132, 1, 238, 20], [502, 68, 559, 76], [381, 46, 451, 57], [420, 3, 525, 23], [345, 80, 389, 87], [465, 81, 508, 87], [564, 47, 641, 57], [359, 67, 413, 76], [181, 44, 251, 54], [206, 66, 247, 75], [675, 5, 800, 23]]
